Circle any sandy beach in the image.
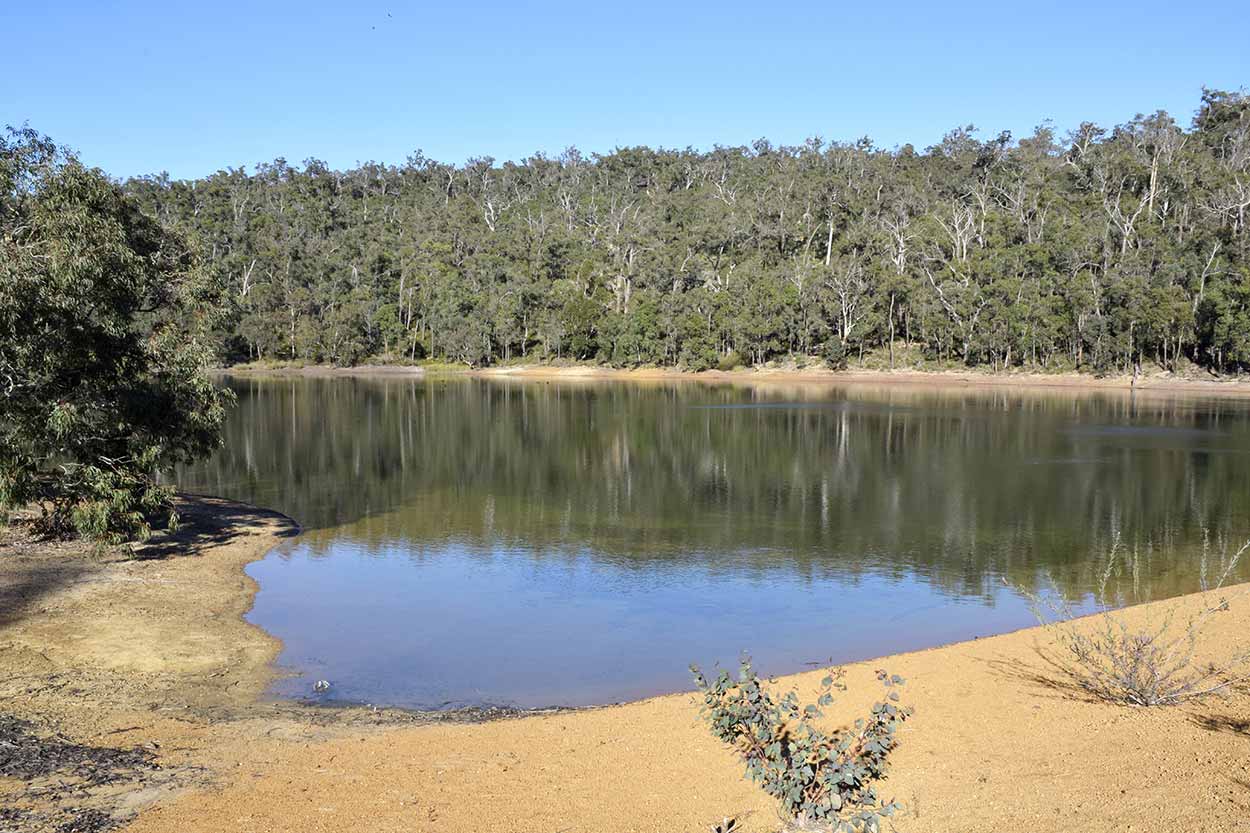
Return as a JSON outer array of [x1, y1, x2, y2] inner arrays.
[[472, 363, 1250, 397]]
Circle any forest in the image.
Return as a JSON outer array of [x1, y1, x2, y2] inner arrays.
[[123, 90, 1250, 374]]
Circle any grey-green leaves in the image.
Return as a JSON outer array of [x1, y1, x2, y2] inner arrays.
[[691, 657, 912, 831]]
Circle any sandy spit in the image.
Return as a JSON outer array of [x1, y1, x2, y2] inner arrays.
[[3, 498, 1250, 832], [0, 496, 297, 730]]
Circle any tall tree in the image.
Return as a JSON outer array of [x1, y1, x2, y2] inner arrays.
[[1, 129, 231, 541]]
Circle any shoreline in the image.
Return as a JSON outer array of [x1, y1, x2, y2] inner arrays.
[[215, 360, 1250, 397], [212, 363, 427, 378], [4, 499, 1250, 831], [126, 543, 1250, 833], [476, 364, 1250, 399], [0, 496, 299, 729]]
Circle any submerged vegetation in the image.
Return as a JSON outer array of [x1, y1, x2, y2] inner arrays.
[[120, 90, 1250, 374], [0, 128, 231, 541]]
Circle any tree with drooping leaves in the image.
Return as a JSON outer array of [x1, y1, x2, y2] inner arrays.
[[0, 128, 232, 542]]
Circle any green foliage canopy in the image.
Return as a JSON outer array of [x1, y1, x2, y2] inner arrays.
[[122, 91, 1250, 375], [0, 128, 232, 542]]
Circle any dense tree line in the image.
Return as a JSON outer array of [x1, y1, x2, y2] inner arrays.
[[125, 91, 1250, 374]]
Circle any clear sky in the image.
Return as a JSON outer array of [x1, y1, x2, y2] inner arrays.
[[3, 0, 1247, 180]]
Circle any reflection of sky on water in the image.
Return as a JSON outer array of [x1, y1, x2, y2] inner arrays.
[[250, 535, 1050, 709]]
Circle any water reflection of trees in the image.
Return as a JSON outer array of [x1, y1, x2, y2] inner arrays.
[[178, 376, 1250, 602]]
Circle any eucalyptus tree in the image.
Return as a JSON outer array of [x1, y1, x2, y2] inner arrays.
[[1, 129, 231, 541], [106, 90, 1250, 376]]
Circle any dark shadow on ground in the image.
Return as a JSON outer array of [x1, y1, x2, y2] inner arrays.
[[1191, 700, 1250, 737], [0, 713, 167, 833], [1, 495, 298, 627], [130, 493, 300, 561], [0, 559, 96, 628], [979, 646, 1104, 705], [1227, 778, 1250, 815]]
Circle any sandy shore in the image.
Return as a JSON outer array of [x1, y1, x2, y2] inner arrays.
[[3, 499, 1249, 832], [0, 497, 297, 728], [219, 359, 1250, 398], [474, 363, 1250, 397]]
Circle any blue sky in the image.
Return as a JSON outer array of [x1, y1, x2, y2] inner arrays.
[[2, 1, 1247, 180]]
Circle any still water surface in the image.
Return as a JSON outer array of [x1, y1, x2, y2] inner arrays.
[[175, 376, 1250, 708]]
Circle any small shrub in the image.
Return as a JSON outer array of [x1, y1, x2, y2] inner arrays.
[[850, 342, 929, 371], [1021, 532, 1250, 706], [717, 351, 745, 372], [690, 658, 910, 833], [822, 340, 848, 371]]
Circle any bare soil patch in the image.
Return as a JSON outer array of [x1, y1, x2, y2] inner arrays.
[[0, 497, 298, 829]]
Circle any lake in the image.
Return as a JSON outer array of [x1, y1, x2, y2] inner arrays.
[[174, 375, 1250, 709]]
